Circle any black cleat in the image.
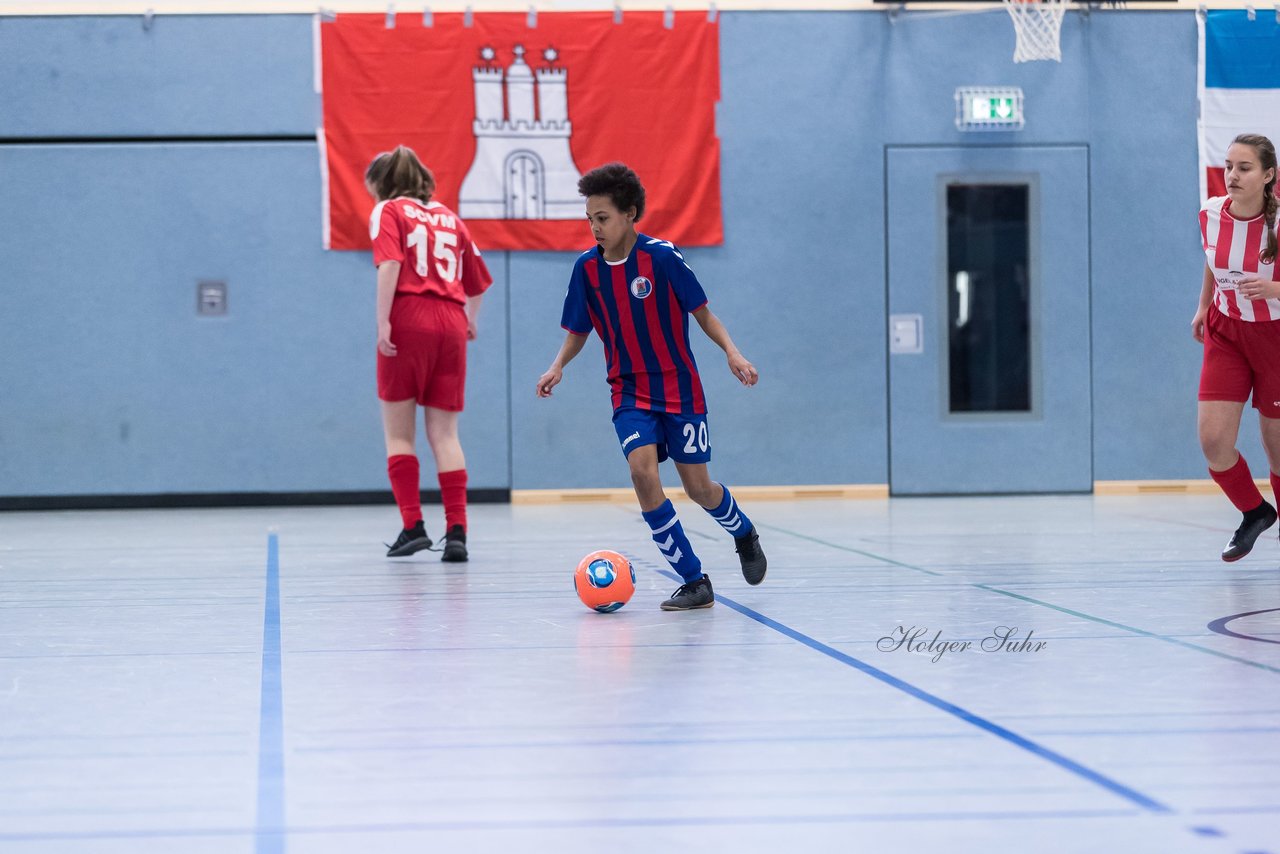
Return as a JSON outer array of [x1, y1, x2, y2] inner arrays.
[[735, 528, 767, 585], [1222, 501, 1278, 562], [661, 574, 714, 611], [386, 521, 432, 557], [441, 525, 468, 563]]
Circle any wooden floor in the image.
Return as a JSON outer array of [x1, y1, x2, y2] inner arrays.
[[2, 494, 1278, 853]]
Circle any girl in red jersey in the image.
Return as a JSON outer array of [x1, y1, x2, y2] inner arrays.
[[366, 146, 493, 560], [1193, 134, 1280, 561]]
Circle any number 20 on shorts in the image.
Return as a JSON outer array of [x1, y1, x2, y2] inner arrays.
[[682, 421, 709, 454]]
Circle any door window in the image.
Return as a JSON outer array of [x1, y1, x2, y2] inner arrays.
[[945, 183, 1031, 413]]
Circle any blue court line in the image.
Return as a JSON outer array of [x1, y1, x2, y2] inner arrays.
[[295, 731, 979, 753], [0, 651, 258, 659], [0, 749, 246, 761], [979, 586, 1280, 675], [646, 563, 1171, 815], [1208, 608, 1280, 646], [0, 600, 260, 611], [290, 725, 1280, 755], [255, 532, 285, 854], [1192, 804, 1280, 814], [751, 524, 945, 576], [754, 522, 1280, 675], [0, 808, 1147, 841], [1191, 825, 1227, 837]]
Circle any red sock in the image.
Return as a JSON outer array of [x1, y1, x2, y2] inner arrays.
[[1270, 471, 1280, 509], [1209, 454, 1265, 512], [387, 454, 422, 529], [438, 468, 468, 532]]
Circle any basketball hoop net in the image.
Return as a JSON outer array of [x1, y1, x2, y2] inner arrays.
[[1003, 0, 1069, 63]]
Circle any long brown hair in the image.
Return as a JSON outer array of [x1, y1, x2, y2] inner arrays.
[[365, 145, 435, 204], [1231, 133, 1278, 265]]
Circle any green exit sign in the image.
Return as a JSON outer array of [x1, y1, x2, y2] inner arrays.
[[955, 86, 1025, 131], [973, 96, 1016, 120]]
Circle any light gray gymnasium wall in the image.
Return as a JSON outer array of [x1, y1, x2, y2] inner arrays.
[[0, 14, 511, 495], [0, 10, 1220, 498], [1085, 13, 1259, 479]]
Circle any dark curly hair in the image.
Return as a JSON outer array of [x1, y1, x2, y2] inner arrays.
[[578, 162, 646, 221]]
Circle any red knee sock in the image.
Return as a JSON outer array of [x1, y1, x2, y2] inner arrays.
[[1209, 454, 1265, 512], [438, 468, 468, 532], [1270, 471, 1280, 509], [387, 454, 422, 529]]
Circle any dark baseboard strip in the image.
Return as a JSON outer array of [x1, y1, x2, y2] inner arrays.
[[0, 134, 318, 145], [0, 489, 510, 512]]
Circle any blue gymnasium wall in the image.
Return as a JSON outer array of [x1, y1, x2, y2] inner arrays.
[[0, 10, 1231, 498]]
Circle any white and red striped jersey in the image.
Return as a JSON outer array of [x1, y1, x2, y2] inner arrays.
[[1200, 195, 1280, 321], [369, 197, 492, 304]]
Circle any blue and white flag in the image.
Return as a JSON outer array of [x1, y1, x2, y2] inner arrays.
[[1198, 10, 1280, 199]]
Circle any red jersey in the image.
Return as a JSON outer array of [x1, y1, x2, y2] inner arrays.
[[1200, 195, 1280, 321], [370, 197, 493, 304]]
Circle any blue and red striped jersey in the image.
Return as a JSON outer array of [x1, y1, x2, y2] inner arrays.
[[561, 235, 709, 413]]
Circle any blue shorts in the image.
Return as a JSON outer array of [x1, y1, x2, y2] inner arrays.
[[612, 407, 711, 464]]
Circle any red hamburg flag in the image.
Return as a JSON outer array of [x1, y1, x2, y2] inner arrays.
[[319, 11, 722, 251]]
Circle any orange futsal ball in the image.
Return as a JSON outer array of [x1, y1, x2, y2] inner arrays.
[[573, 550, 636, 613]]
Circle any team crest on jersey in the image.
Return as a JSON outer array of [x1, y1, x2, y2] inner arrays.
[[630, 276, 653, 299], [1218, 270, 1244, 290]]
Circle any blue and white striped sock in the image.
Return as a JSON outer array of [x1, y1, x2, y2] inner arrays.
[[641, 499, 703, 583], [705, 483, 753, 539]]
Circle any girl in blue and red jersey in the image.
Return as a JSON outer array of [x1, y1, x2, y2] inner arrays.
[[1193, 134, 1280, 562], [367, 146, 493, 561], [536, 162, 766, 610]]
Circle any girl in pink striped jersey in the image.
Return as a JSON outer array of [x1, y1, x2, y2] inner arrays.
[[1193, 134, 1280, 562]]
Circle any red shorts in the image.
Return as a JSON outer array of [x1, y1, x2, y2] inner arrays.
[[377, 295, 468, 411], [1199, 306, 1280, 418]]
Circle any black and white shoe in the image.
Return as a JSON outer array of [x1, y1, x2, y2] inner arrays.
[[1222, 501, 1278, 562], [735, 529, 767, 585], [386, 521, 432, 558], [441, 525, 468, 563], [661, 574, 714, 611]]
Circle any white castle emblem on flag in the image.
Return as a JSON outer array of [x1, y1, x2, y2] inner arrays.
[[458, 45, 584, 221]]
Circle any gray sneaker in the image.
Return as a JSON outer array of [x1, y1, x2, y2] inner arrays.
[[734, 529, 767, 585], [441, 525, 468, 562], [1222, 501, 1277, 562], [386, 521, 432, 558], [661, 574, 714, 611]]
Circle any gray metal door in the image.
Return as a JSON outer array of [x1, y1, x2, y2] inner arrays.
[[886, 145, 1091, 494]]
